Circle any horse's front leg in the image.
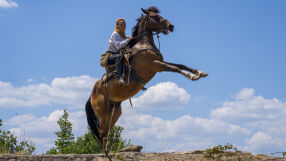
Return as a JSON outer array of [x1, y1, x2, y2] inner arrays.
[[153, 60, 200, 80], [164, 61, 208, 77]]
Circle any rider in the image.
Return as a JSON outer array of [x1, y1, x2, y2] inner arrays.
[[105, 18, 133, 84]]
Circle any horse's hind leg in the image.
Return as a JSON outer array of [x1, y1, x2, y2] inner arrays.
[[164, 61, 208, 77], [100, 102, 122, 161], [100, 116, 113, 161], [109, 102, 122, 131], [153, 60, 200, 80], [104, 102, 122, 151]]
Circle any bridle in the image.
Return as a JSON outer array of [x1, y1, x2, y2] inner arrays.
[[144, 14, 168, 33], [133, 14, 168, 51]]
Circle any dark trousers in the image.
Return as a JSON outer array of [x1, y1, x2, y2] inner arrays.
[[108, 54, 123, 77]]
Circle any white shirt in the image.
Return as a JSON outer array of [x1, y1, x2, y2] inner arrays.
[[106, 32, 130, 53]]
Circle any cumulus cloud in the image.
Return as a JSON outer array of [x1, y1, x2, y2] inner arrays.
[[0, 75, 96, 108], [0, 0, 18, 8], [210, 88, 286, 124], [244, 131, 286, 154], [118, 106, 250, 152], [7, 109, 88, 154], [131, 82, 190, 110], [210, 88, 286, 154], [8, 110, 87, 135], [8, 107, 250, 154], [3, 80, 194, 153], [4, 78, 286, 155]]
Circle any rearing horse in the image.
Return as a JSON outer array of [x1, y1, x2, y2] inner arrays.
[[85, 7, 207, 159]]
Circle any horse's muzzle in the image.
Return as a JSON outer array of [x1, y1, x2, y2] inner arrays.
[[168, 24, 174, 32]]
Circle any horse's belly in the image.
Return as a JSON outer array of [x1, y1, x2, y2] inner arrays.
[[108, 82, 144, 102]]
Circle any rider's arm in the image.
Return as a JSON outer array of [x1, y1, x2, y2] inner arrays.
[[109, 32, 130, 51]]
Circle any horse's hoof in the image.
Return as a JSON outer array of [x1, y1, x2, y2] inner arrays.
[[190, 74, 200, 81], [196, 70, 208, 77], [182, 71, 200, 81]]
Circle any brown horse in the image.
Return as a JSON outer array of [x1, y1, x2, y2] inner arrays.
[[85, 7, 207, 159]]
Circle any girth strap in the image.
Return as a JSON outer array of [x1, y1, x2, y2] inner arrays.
[[125, 48, 162, 86], [134, 48, 162, 57]]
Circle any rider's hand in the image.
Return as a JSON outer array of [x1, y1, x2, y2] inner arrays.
[[128, 36, 133, 41]]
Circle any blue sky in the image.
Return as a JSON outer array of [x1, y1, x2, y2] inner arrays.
[[1, 0, 286, 155]]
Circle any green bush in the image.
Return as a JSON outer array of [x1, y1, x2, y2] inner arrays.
[[0, 118, 35, 154], [204, 143, 241, 159]]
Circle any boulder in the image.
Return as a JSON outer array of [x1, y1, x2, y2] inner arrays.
[[120, 145, 143, 152]]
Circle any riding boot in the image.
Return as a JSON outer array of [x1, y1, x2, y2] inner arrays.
[[116, 60, 125, 84]]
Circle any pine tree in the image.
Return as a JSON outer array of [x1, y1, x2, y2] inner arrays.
[[47, 109, 74, 154]]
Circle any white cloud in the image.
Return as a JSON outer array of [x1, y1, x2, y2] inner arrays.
[[0, 0, 18, 8], [0, 75, 96, 108], [8, 107, 250, 154], [3, 80, 193, 153], [244, 131, 286, 154], [8, 110, 63, 133], [118, 106, 250, 152], [210, 88, 286, 124], [118, 88, 286, 154], [234, 88, 255, 100], [131, 82, 190, 110], [210, 88, 286, 154], [3, 78, 286, 155], [8, 110, 87, 134], [7, 109, 88, 154]]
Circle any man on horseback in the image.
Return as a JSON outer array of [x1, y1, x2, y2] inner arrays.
[[101, 18, 133, 84]]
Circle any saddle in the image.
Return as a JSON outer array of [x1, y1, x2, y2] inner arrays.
[[101, 47, 147, 87]]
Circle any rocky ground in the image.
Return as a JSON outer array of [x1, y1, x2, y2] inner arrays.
[[0, 151, 285, 161]]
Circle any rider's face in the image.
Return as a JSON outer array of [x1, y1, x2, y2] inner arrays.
[[117, 20, 126, 31]]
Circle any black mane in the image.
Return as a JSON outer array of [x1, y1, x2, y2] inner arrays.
[[129, 15, 143, 48]]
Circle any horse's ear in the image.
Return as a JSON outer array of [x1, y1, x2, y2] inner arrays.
[[141, 8, 150, 15]]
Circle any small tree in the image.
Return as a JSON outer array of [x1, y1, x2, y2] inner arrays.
[[46, 109, 132, 154], [47, 109, 74, 154], [0, 118, 35, 154]]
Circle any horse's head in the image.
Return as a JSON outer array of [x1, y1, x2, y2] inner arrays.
[[141, 7, 174, 35]]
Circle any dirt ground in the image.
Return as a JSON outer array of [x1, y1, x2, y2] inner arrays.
[[0, 151, 285, 161]]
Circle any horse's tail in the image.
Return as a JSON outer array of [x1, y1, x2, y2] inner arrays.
[[85, 97, 101, 140]]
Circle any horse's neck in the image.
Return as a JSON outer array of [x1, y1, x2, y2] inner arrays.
[[130, 23, 161, 83], [139, 35, 157, 50], [135, 21, 158, 50]]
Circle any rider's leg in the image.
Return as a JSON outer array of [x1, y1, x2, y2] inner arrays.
[[108, 54, 125, 84], [116, 61, 125, 84], [107, 54, 121, 64]]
